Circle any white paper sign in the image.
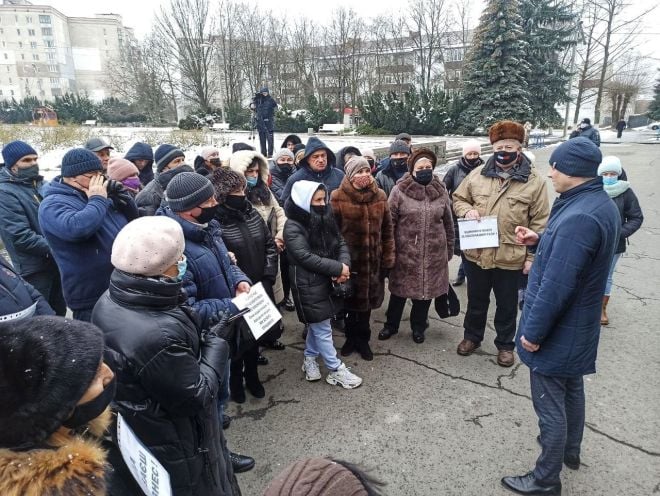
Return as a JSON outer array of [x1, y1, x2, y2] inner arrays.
[[117, 413, 172, 496], [458, 216, 500, 250], [231, 282, 282, 340]]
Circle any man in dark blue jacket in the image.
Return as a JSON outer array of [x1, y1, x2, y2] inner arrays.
[[0, 140, 66, 315], [39, 148, 138, 321], [281, 136, 345, 203], [251, 86, 278, 158], [160, 171, 255, 474], [501, 137, 620, 496], [124, 141, 155, 186], [569, 118, 601, 147]]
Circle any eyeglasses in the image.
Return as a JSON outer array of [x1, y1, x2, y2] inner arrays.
[[81, 172, 104, 180]]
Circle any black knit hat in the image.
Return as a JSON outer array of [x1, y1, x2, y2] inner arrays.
[[210, 167, 247, 203], [60, 148, 103, 177], [549, 137, 602, 178], [155, 144, 185, 173], [166, 172, 215, 212], [389, 139, 411, 156], [0, 316, 104, 450], [232, 142, 255, 153]]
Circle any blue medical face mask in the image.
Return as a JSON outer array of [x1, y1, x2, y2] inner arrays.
[[602, 176, 618, 186], [246, 176, 258, 188], [176, 256, 187, 281]]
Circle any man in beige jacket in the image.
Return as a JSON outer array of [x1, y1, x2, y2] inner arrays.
[[452, 120, 550, 367]]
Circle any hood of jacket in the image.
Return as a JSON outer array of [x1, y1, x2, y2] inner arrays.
[[124, 142, 154, 162], [335, 146, 362, 171], [228, 150, 269, 182], [298, 137, 337, 175], [280, 134, 302, 148], [0, 410, 110, 496]]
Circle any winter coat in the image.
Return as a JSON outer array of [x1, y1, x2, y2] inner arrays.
[[442, 157, 483, 254], [516, 179, 620, 377], [335, 146, 361, 173], [388, 174, 454, 300], [284, 199, 351, 323], [376, 159, 407, 197], [569, 125, 601, 147], [0, 256, 53, 318], [228, 151, 286, 302], [38, 178, 137, 311], [159, 207, 250, 328], [254, 94, 278, 123], [330, 177, 395, 311], [92, 270, 237, 496], [135, 174, 164, 216], [452, 155, 550, 270], [124, 141, 155, 186], [281, 137, 345, 203], [610, 186, 643, 254], [0, 410, 110, 496], [616, 120, 627, 132], [215, 203, 279, 288], [0, 167, 58, 277], [269, 162, 296, 206]]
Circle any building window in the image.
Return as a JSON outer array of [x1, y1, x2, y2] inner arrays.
[[103, 28, 107, 35], [41, 27, 52, 36], [28, 29, 35, 36], [26, 16, 33, 24], [0, 90, 3, 96], [16, 28, 21, 36], [48, 64, 57, 72], [45, 40, 54, 47], [39, 15, 51, 24], [20, 54, 25, 60], [33, 54, 38, 61], [47, 52, 55, 61], [10, 90, 14, 96], [30, 41, 37, 49], [3, 53, 7, 60], [1, 41, 5, 48], [18, 42, 23, 48], [104, 39, 108, 46]]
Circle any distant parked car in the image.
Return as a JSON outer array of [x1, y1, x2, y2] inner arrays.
[[648, 122, 660, 131]]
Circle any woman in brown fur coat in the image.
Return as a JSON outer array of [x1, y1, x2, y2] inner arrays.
[[331, 156, 395, 360], [0, 316, 117, 496], [378, 149, 454, 344]]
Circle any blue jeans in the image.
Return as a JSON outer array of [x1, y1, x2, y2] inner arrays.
[[530, 371, 585, 485], [305, 319, 341, 371], [604, 253, 621, 296]]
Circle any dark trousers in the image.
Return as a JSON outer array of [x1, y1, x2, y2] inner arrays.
[[25, 269, 67, 316], [280, 250, 291, 300], [462, 259, 519, 351], [531, 371, 585, 485], [345, 309, 372, 343], [616, 129, 623, 138], [73, 307, 94, 322], [385, 294, 432, 332], [230, 344, 260, 391], [258, 121, 274, 157]]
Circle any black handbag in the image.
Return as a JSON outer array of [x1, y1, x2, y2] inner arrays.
[[434, 285, 461, 318]]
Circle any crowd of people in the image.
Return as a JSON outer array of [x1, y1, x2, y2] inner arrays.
[[0, 118, 643, 495]]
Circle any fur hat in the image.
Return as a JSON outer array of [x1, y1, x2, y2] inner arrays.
[[2, 140, 37, 168], [210, 167, 247, 203], [60, 148, 103, 177], [598, 156, 622, 177], [165, 172, 215, 212], [107, 157, 139, 181], [344, 156, 371, 180], [154, 144, 185, 173], [263, 457, 369, 496], [408, 148, 437, 173], [111, 217, 185, 277], [272, 148, 295, 163], [489, 120, 525, 145], [0, 316, 104, 450], [291, 180, 324, 213], [462, 140, 481, 157], [549, 137, 602, 178], [389, 140, 411, 156]]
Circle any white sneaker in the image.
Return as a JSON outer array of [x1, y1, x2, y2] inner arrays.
[[326, 363, 362, 389], [302, 356, 321, 381]]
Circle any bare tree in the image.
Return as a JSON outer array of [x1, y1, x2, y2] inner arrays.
[[287, 18, 320, 104], [216, 0, 245, 107], [154, 0, 217, 113], [606, 56, 653, 123]]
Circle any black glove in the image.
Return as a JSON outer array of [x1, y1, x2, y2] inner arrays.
[[200, 333, 230, 385]]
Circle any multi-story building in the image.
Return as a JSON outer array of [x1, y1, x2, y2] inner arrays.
[[0, 0, 134, 102]]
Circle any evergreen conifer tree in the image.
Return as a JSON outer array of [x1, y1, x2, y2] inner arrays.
[[649, 69, 660, 121], [520, 0, 577, 127], [460, 0, 532, 132]]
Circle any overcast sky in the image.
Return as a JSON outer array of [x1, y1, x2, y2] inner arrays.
[[44, 0, 659, 67]]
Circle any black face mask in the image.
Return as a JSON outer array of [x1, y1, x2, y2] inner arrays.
[[209, 158, 221, 167], [391, 158, 408, 171], [158, 164, 194, 187], [14, 164, 41, 180], [224, 194, 247, 211], [194, 205, 217, 224], [495, 151, 518, 166], [311, 205, 327, 215], [414, 169, 434, 185], [277, 162, 294, 172], [63, 376, 116, 429], [465, 157, 481, 167]]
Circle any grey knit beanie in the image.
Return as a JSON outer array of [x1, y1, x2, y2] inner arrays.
[[165, 172, 215, 212], [389, 139, 410, 156]]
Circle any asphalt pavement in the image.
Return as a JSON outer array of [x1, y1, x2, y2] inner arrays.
[[227, 142, 660, 495]]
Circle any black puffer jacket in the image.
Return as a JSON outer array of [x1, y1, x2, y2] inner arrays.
[[214, 202, 278, 287], [284, 200, 351, 323], [335, 146, 361, 172], [269, 162, 295, 206], [611, 187, 643, 254], [0, 257, 53, 318], [92, 270, 238, 496]]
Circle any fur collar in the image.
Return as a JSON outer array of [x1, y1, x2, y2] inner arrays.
[[0, 409, 111, 496], [337, 176, 380, 204], [228, 150, 269, 182], [396, 173, 447, 201]]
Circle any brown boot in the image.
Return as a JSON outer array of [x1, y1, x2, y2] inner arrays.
[[497, 350, 515, 367], [457, 339, 480, 356], [600, 296, 610, 326]]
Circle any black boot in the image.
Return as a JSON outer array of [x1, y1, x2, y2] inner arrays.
[[341, 339, 356, 356], [244, 349, 265, 399], [230, 452, 255, 473], [356, 339, 374, 361], [378, 326, 398, 340], [501, 472, 561, 495]]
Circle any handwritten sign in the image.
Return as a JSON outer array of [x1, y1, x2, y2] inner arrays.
[[117, 413, 172, 496], [458, 216, 500, 250], [232, 282, 282, 340]]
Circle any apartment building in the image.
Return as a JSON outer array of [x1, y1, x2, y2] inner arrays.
[[0, 0, 134, 101]]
